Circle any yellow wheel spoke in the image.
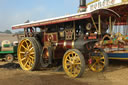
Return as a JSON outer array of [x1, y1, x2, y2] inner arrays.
[[24, 59, 30, 67], [91, 62, 97, 68], [29, 47, 34, 52], [98, 63, 104, 69], [29, 57, 34, 64], [31, 59, 34, 64], [29, 52, 35, 55], [68, 66, 72, 70], [28, 43, 32, 49], [66, 63, 71, 66], [29, 55, 34, 59], [25, 40, 29, 48], [66, 59, 72, 63], [100, 56, 104, 60], [21, 45, 28, 50], [100, 61, 105, 64], [74, 67, 79, 74], [68, 56, 72, 61], [20, 52, 25, 54], [29, 59, 33, 64], [21, 57, 26, 61], [74, 62, 81, 65], [74, 57, 80, 62], [76, 65, 81, 70]]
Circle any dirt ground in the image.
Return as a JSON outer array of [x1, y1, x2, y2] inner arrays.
[[0, 60, 128, 85], [0, 34, 128, 85]]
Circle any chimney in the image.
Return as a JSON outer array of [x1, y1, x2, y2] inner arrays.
[[79, 0, 86, 12]]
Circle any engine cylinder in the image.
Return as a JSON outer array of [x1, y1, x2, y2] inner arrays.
[[55, 40, 74, 49]]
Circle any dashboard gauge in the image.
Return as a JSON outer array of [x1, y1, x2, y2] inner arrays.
[[86, 23, 92, 31]]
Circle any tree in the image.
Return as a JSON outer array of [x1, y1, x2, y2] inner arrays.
[[4, 30, 12, 34], [15, 31, 24, 34]]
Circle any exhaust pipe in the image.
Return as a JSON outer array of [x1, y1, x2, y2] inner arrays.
[[79, 0, 86, 12], [80, 0, 86, 7]]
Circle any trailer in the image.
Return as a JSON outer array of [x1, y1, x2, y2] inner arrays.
[[12, 0, 128, 78], [0, 40, 18, 62]]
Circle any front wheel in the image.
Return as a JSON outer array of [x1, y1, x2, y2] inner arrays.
[[63, 49, 85, 78], [88, 48, 108, 72]]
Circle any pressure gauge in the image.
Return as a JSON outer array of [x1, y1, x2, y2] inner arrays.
[[86, 23, 92, 31]]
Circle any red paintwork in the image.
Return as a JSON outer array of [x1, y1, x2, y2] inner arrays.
[[57, 40, 65, 48], [115, 22, 128, 25], [66, 41, 72, 49], [12, 13, 91, 30], [88, 36, 97, 39], [80, 6, 87, 8], [57, 40, 73, 49], [44, 33, 58, 42]]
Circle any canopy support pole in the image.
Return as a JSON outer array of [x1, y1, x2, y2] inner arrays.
[[73, 21, 76, 40], [91, 16, 98, 32], [98, 15, 101, 35], [109, 16, 112, 34]]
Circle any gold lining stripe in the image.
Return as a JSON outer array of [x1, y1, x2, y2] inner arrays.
[[56, 43, 58, 46], [72, 41, 74, 49], [109, 57, 128, 60], [64, 41, 66, 47]]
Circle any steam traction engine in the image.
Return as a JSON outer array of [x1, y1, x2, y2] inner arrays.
[[11, 0, 112, 78]]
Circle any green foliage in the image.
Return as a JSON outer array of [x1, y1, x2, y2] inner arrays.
[[15, 31, 24, 34], [4, 30, 12, 34], [0, 30, 12, 34]]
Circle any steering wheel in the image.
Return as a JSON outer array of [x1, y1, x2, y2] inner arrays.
[[29, 28, 35, 37]]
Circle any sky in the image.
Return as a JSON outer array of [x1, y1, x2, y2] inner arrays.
[[0, 0, 92, 32]]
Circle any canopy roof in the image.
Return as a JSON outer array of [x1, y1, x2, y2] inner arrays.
[[12, 12, 91, 30], [12, 0, 128, 30]]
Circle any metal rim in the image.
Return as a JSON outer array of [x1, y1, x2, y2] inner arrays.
[[63, 51, 82, 78], [88, 50, 105, 72], [18, 39, 35, 71]]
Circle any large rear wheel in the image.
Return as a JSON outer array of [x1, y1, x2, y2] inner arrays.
[[18, 37, 40, 71], [88, 48, 108, 72], [63, 49, 85, 78]]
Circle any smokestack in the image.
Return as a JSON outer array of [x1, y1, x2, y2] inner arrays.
[[79, 0, 86, 12], [80, 0, 86, 7]]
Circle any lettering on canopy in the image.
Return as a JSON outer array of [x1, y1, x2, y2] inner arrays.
[[87, 0, 122, 12]]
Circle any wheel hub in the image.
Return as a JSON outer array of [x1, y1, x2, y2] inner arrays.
[[8, 57, 11, 60], [24, 51, 30, 57]]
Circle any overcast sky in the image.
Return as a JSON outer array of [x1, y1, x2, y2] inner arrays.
[[0, 0, 92, 32]]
